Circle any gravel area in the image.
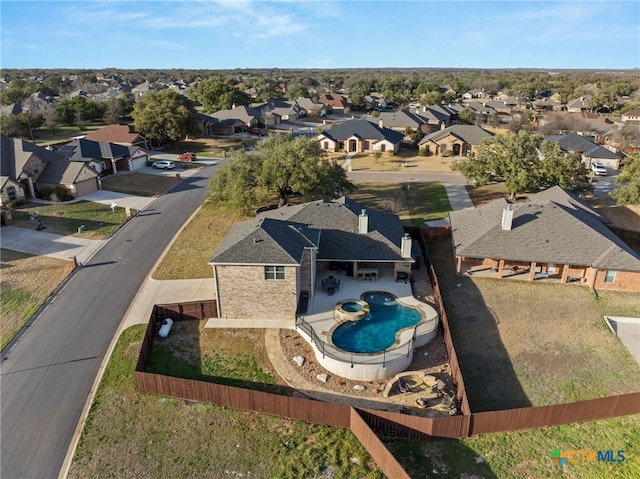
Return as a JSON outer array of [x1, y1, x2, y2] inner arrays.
[[278, 327, 455, 399]]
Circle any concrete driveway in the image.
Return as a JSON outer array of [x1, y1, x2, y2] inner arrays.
[[0, 226, 104, 263], [82, 190, 157, 211]]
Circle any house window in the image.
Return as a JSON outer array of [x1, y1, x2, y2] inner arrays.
[[265, 266, 285, 280], [7, 186, 17, 201], [604, 270, 616, 283], [323, 141, 329, 150], [380, 144, 386, 152], [32, 161, 39, 174]]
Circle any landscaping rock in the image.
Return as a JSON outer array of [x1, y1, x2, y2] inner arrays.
[[353, 384, 365, 391], [435, 379, 446, 390], [292, 355, 305, 367], [316, 373, 328, 383]]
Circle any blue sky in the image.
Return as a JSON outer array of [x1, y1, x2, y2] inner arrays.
[[1, 1, 638, 70]]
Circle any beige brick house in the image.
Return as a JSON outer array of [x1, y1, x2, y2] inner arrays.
[[209, 197, 415, 320], [418, 124, 494, 156]]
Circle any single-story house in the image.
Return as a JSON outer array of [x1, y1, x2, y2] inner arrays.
[[209, 105, 263, 128], [318, 94, 350, 114], [546, 132, 624, 170], [449, 186, 640, 292], [57, 138, 144, 174], [374, 110, 428, 134], [200, 114, 246, 136], [258, 99, 302, 121], [295, 97, 329, 117], [208, 197, 415, 320], [316, 119, 405, 154], [83, 123, 149, 149], [0, 136, 100, 204], [418, 125, 494, 156]]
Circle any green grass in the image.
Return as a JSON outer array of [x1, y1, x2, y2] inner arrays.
[[350, 181, 452, 225], [387, 415, 640, 478], [11, 201, 130, 239], [70, 325, 384, 479]]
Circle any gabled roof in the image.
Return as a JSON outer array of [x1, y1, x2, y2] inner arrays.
[[449, 186, 640, 272], [210, 197, 409, 265], [61, 138, 133, 161], [376, 110, 426, 129], [83, 124, 146, 146], [320, 119, 405, 144], [545, 133, 620, 160], [419, 125, 494, 145], [37, 159, 97, 185], [211, 105, 262, 123], [318, 94, 349, 109], [1, 136, 63, 179]]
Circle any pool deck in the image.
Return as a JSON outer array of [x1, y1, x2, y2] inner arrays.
[[303, 270, 433, 341]]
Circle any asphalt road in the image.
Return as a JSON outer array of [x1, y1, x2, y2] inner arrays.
[[0, 166, 216, 479]]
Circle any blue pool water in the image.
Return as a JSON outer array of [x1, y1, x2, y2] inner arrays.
[[332, 292, 421, 353]]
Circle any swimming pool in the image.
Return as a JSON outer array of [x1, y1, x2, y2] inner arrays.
[[332, 292, 422, 353]]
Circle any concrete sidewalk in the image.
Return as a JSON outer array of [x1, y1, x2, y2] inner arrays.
[[443, 183, 473, 210], [120, 278, 216, 330]]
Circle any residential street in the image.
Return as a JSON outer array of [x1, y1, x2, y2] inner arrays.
[[0, 166, 216, 479]]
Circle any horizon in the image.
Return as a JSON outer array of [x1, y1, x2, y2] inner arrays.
[[1, 1, 638, 71]]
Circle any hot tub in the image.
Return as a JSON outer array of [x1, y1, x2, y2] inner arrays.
[[335, 299, 370, 322]]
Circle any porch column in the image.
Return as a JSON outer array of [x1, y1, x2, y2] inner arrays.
[[561, 264, 569, 283], [25, 177, 35, 199], [497, 259, 505, 279], [456, 256, 462, 273], [528, 262, 537, 282], [111, 158, 118, 174]]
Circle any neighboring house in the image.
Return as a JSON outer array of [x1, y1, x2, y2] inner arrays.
[[208, 197, 415, 320], [316, 119, 405, 154], [531, 98, 563, 111], [418, 125, 494, 156], [566, 96, 592, 112], [621, 110, 640, 123], [295, 97, 329, 117], [462, 89, 488, 100], [318, 94, 350, 114], [58, 138, 144, 173], [209, 105, 263, 128], [449, 186, 640, 292], [200, 114, 246, 136], [258, 99, 301, 121], [0, 136, 100, 205], [83, 124, 149, 149], [546, 132, 623, 170], [375, 110, 427, 134]]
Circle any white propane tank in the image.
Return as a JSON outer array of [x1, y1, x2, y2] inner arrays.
[[158, 318, 173, 338]]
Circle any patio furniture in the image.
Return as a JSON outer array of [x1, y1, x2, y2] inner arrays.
[[396, 271, 409, 283], [325, 277, 340, 294], [356, 268, 378, 281]]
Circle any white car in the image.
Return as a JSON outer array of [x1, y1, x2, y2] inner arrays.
[[152, 160, 175, 170], [591, 162, 607, 176]]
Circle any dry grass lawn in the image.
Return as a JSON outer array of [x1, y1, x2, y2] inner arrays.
[[349, 151, 458, 173], [152, 200, 250, 280], [1, 249, 75, 350], [428, 239, 640, 412], [587, 194, 640, 231], [101, 172, 180, 197]]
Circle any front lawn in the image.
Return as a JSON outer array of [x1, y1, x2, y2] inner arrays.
[[101, 172, 180, 196], [11, 201, 130, 239], [0, 249, 75, 350]]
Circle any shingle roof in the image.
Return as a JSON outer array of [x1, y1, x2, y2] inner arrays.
[[83, 124, 145, 145], [376, 110, 426, 129], [1, 136, 63, 179], [321, 119, 405, 144], [209, 197, 409, 265], [450, 186, 640, 272], [419, 125, 494, 145], [37, 159, 96, 185], [62, 139, 132, 161]]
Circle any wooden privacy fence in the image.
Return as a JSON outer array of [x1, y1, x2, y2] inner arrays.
[[134, 291, 640, 477], [608, 226, 640, 247]]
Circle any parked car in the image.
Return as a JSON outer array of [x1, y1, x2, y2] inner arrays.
[[152, 160, 175, 170], [249, 128, 266, 137], [177, 152, 196, 161], [591, 162, 607, 176]]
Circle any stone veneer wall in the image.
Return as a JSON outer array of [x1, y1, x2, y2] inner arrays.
[[215, 265, 298, 320], [299, 249, 313, 294]]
